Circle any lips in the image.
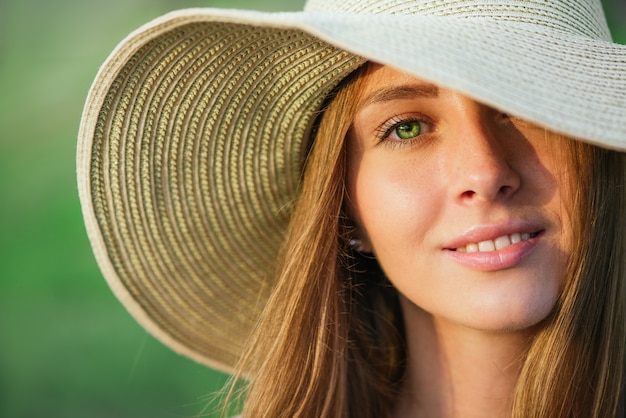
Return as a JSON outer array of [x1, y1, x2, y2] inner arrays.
[[443, 224, 544, 271], [453, 231, 541, 253]]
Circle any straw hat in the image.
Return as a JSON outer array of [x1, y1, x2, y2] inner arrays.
[[77, 0, 626, 373]]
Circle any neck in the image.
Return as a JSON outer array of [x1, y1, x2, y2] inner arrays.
[[395, 299, 534, 418]]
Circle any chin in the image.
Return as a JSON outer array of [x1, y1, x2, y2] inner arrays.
[[460, 296, 558, 334]]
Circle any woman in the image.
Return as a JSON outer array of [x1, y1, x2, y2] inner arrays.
[[77, 0, 626, 416]]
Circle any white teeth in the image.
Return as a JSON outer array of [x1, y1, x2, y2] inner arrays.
[[494, 235, 511, 250], [465, 243, 479, 253], [478, 240, 496, 252], [455, 232, 533, 253]]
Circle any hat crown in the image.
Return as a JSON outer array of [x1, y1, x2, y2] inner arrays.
[[304, 0, 611, 40]]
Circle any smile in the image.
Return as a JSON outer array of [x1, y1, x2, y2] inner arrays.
[[452, 231, 541, 253]]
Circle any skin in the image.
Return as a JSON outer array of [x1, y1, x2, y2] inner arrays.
[[346, 64, 573, 417]]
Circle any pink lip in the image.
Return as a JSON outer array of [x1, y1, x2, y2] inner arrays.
[[442, 221, 544, 272]]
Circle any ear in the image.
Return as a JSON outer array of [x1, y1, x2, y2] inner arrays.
[[349, 227, 373, 254], [344, 206, 373, 253]]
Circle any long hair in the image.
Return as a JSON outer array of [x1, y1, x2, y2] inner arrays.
[[230, 65, 626, 417], [512, 139, 626, 417]]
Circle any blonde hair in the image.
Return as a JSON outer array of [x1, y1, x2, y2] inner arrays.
[[513, 139, 626, 417], [229, 66, 626, 417]]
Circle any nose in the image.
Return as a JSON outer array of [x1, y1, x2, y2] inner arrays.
[[449, 105, 521, 205]]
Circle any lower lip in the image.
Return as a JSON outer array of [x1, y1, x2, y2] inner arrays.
[[443, 236, 540, 272]]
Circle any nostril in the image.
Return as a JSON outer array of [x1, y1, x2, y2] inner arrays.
[[460, 183, 515, 202], [461, 190, 476, 199], [499, 184, 514, 196]]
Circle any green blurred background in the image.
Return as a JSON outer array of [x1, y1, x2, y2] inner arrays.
[[0, 1, 624, 417]]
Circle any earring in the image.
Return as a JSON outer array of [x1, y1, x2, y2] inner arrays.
[[349, 238, 364, 253]]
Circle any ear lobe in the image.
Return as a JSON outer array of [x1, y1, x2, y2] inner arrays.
[[345, 214, 373, 253], [349, 233, 373, 254]]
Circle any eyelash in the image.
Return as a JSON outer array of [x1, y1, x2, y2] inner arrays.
[[375, 114, 432, 147]]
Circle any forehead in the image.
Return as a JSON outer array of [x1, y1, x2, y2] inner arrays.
[[363, 63, 423, 81], [360, 64, 436, 91], [358, 63, 449, 108]]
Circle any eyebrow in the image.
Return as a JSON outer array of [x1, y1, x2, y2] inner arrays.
[[361, 83, 440, 107]]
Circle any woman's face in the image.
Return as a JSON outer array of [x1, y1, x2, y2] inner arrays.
[[347, 64, 573, 333]]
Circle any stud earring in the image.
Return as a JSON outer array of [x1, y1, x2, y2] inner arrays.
[[349, 238, 364, 253]]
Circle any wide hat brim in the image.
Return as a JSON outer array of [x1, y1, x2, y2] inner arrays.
[[77, 6, 626, 373]]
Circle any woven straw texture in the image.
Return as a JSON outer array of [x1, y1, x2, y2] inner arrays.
[[78, 0, 626, 372], [79, 19, 361, 371]]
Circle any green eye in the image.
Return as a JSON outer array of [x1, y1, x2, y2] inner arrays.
[[395, 121, 421, 139]]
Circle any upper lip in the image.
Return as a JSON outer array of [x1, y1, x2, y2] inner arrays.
[[443, 219, 545, 250]]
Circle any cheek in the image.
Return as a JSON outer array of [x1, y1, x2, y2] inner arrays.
[[536, 142, 576, 269], [348, 157, 443, 251]]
